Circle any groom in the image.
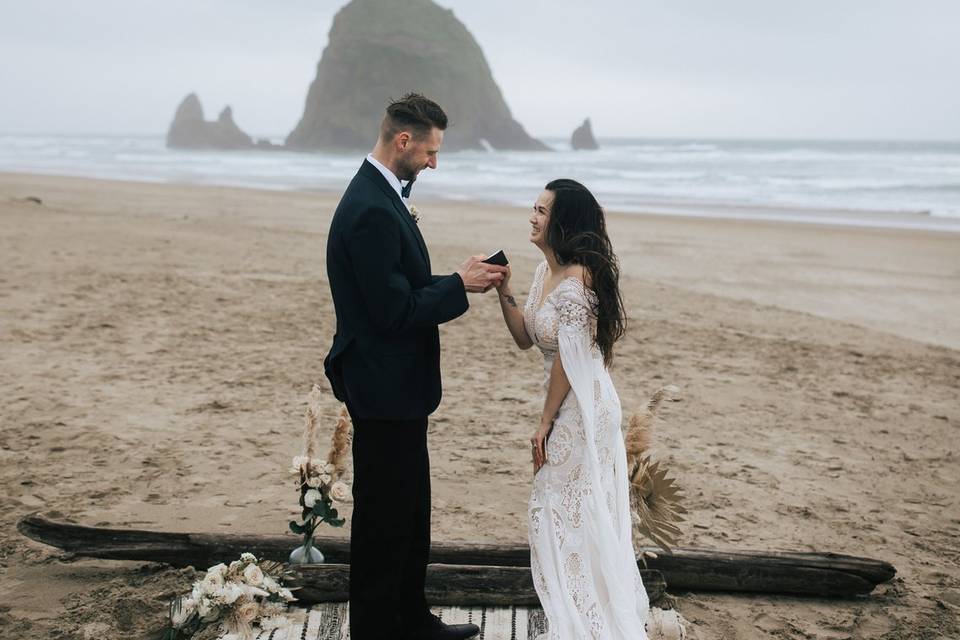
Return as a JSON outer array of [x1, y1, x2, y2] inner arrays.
[[323, 94, 506, 640]]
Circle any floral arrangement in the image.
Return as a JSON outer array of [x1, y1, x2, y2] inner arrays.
[[288, 385, 354, 559], [162, 554, 296, 640], [408, 204, 421, 224], [156, 387, 353, 639]]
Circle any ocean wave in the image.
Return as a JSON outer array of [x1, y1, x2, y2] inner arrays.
[[4, 134, 960, 229], [849, 182, 960, 194], [927, 208, 960, 218]]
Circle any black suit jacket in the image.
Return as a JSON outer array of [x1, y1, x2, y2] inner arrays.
[[324, 160, 469, 421]]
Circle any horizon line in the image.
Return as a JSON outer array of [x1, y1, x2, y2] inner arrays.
[[2, 131, 959, 145]]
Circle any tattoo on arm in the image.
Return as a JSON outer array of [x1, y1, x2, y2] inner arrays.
[[505, 295, 517, 308]]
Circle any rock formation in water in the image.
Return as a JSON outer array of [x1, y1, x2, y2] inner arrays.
[[166, 94, 255, 150], [571, 118, 599, 150], [286, 0, 548, 152]]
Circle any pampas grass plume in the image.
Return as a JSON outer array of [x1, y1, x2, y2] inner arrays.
[[625, 385, 681, 464], [327, 405, 353, 477], [302, 385, 324, 461]]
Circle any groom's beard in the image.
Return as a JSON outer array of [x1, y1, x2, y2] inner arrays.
[[395, 155, 422, 182]]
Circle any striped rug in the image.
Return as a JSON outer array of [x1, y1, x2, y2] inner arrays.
[[239, 604, 545, 639], [235, 604, 688, 639]]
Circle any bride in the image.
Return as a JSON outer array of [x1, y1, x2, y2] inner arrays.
[[494, 179, 650, 639]]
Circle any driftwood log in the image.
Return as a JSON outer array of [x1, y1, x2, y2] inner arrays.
[[287, 563, 666, 606], [18, 513, 895, 597]]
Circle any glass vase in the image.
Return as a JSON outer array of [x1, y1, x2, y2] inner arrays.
[[289, 541, 325, 565]]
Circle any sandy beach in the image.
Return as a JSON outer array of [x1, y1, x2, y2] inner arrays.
[[1, 172, 958, 639]]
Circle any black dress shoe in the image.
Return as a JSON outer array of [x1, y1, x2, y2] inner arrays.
[[404, 613, 479, 640]]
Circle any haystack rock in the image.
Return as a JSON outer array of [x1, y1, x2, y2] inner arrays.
[[286, 0, 548, 152], [166, 94, 254, 150], [571, 118, 599, 150]]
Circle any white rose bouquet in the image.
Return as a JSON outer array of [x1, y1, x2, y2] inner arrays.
[[288, 385, 353, 561], [162, 554, 296, 640]]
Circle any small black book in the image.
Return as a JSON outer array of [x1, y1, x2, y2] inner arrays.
[[482, 249, 509, 266]]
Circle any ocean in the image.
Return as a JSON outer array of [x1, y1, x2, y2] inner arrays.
[[2, 134, 959, 232]]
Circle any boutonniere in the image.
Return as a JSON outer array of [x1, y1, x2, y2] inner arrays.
[[408, 205, 421, 224]]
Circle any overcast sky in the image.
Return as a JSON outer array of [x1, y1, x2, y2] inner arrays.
[[2, 0, 958, 140]]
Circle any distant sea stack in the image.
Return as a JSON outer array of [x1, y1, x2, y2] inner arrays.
[[285, 0, 548, 152], [166, 94, 255, 150], [570, 118, 599, 150]]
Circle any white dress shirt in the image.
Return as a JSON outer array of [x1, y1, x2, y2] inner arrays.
[[366, 153, 411, 211]]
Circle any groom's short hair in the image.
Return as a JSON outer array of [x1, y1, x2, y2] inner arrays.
[[380, 93, 448, 142]]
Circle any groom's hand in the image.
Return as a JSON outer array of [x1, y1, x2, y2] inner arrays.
[[458, 255, 507, 293]]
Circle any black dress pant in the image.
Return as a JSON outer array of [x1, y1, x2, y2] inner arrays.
[[347, 407, 431, 639]]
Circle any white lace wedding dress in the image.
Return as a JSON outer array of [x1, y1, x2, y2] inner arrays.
[[524, 262, 687, 640]]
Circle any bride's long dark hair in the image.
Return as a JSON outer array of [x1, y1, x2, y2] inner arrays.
[[544, 178, 626, 366]]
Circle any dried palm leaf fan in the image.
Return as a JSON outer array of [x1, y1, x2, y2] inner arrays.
[[625, 385, 687, 555]]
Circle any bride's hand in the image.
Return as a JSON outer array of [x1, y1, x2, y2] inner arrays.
[[496, 265, 512, 291], [530, 420, 553, 474]]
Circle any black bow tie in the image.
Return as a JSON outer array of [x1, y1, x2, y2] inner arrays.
[[401, 179, 414, 199]]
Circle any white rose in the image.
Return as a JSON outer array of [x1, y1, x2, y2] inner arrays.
[[240, 552, 257, 563], [304, 475, 322, 488], [329, 481, 352, 503], [229, 560, 243, 574], [201, 571, 224, 594], [324, 462, 336, 474], [303, 489, 321, 508], [236, 601, 260, 624], [318, 473, 332, 486], [243, 563, 264, 586], [206, 563, 227, 578]]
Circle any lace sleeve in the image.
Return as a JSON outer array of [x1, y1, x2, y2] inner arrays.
[[555, 278, 598, 427], [531, 261, 548, 299], [556, 278, 596, 338], [554, 278, 649, 634]]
